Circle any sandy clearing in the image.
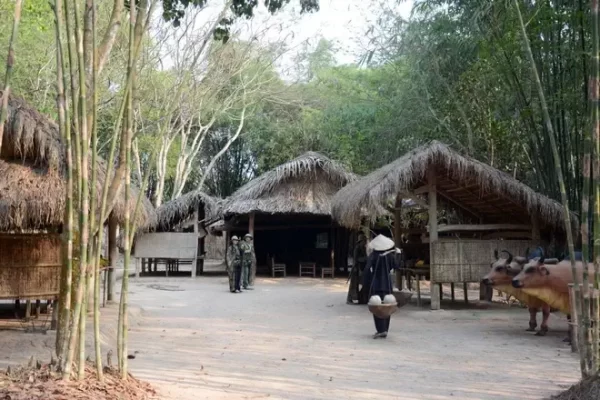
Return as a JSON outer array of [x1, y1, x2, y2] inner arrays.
[[117, 276, 580, 400]]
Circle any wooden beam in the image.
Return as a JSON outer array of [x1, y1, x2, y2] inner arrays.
[[434, 224, 532, 233], [224, 223, 333, 231], [436, 188, 482, 220], [413, 185, 430, 195], [481, 231, 534, 240]]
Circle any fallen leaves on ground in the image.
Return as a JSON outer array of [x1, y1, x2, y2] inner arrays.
[[0, 361, 158, 400]]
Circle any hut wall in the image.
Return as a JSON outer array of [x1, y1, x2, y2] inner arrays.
[[0, 234, 62, 299], [205, 233, 225, 260], [430, 239, 540, 283]]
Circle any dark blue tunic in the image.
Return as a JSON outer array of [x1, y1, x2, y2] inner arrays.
[[361, 250, 400, 297]]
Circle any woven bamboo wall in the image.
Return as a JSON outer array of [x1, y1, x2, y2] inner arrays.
[[0, 234, 61, 299], [431, 239, 538, 283]]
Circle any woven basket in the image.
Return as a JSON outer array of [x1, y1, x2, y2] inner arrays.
[[393, 291, 413, 307], [368, 303, 398, 318]]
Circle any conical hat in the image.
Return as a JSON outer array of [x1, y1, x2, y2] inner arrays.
[[368, 234, 396, 252]]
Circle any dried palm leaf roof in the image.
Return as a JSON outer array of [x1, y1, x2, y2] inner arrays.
[[152, 190, 221, 232], [331, 141, 572, 230], [0, 92, 156, 231], [224, 151, 356, 216]]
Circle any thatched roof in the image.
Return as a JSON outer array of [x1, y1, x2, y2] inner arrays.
[[152, 190, 221, 232], [0, 92, 156, 231], [224, 151, 356, 216], [331, 141, 571, 230]]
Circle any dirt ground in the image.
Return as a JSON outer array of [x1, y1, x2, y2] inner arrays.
[[0, 275, 583, 400]]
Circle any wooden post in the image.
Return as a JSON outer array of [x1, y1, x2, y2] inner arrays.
[[450, 283, 455, 302], [135, 258, 141, 278], [428, 167, 440, 310], [25, 300, 31, 319], [394, 194, 403, 291], [249, 212, 255, 237], [463, 282, 469, 304], [50, 300, 58, 330], [107, 214, 118, 303], [331, 222, 335, 278], [35, 300, 41, 318], [192, 205, 199, 278]]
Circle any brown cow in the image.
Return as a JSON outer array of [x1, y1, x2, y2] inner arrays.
[[482, 251, 550, 335], [512, 258, 595, 343], [511, 259, 594, 315]]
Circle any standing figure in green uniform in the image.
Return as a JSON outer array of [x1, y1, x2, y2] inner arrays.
[[226, 236, 242, 293], [240, 233, 255, 290]]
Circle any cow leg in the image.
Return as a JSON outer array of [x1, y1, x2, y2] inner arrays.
[[563, 314, 572, 343], [535, 305, 550, 336], [526, 307, 538, 331]]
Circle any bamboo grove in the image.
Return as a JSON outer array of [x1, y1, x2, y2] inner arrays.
[[49, 0, 152, 380]]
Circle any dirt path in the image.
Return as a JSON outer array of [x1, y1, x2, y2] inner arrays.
[[120, 276, 580, 400]]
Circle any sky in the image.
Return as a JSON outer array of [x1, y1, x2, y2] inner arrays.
[[155, 0, 414, 78]]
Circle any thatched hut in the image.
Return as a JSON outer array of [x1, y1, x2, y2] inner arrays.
[[222, 151, 356, 276], [331, 141, 571, 309], [133, 190, 221, 277], [0, 93, 156, 303]]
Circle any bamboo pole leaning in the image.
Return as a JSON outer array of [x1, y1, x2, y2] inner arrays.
[[513, 0, 591, 377]]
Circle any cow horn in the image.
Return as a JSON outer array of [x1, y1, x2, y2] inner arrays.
[[501, 250, 513, 264]]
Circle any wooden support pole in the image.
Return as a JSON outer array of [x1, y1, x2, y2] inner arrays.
[[25, 300, 31, 319], [428, 167, 440, 310], [135, 258, 141, 278], [463, 282, 469, 304], [107, 215, 118, 303], [394, 194, 403, 291], [192, 205, 199, 278], [35, 300, 41, 318], [249, 212, 255, 237], [450, 283, 455, 302]]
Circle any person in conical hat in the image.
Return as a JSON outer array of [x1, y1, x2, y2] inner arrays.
[[362, 234, 401, 339]]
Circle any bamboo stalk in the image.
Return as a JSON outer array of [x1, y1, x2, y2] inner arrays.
[[591, 0, 600, 374], [74, 0, 91, 380], [0, 0, 23, 154], [514, 0, 588, 376], [52, 0, 75, 368], [88, 0, 103, 380], [118, 0, 136, 378]]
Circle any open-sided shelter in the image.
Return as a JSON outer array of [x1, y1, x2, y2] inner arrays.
[[133, 189, 220, 277], [331, 141, 571, 309], [221, 152, 356, 276], [0, 93, 156, 303]]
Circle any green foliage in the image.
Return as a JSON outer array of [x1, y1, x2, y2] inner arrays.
[[161, 0, 319, 31]]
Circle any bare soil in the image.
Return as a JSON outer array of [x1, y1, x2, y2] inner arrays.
[[0, 275, 583, 400]]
